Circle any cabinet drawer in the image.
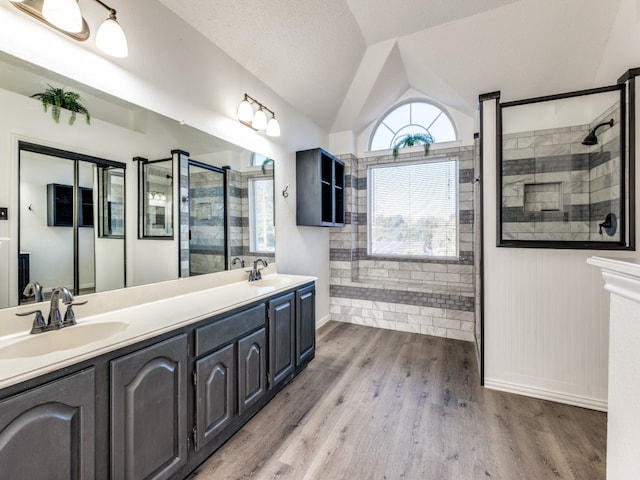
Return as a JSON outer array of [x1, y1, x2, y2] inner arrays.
[[195, 303, 266, 356]]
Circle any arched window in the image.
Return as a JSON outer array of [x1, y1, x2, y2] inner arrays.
[[370, 100, 457, 152]]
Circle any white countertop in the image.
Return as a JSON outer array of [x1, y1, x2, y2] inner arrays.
[[0, 267, 316, 390]]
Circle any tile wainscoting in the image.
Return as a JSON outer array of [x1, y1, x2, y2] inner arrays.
[[329, 145, 480, 342]]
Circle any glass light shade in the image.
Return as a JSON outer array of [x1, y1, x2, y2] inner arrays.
[[266, 117, 281, 137], [237, 99, 254, 122], [96, 17, 128, 58], [42, 0, 83, 33], [252, 108, 268, 130]]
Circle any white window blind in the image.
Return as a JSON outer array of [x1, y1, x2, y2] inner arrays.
[[249, 177, 275, 253], [368, 159, 458, 258]]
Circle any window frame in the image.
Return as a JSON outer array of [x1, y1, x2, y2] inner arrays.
[[369, 99, 458, 153], [367, 157, 460, 260], [248, 176, 275, 254]]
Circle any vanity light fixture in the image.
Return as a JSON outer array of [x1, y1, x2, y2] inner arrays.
[[237, 94, 281, 137], [11, 0, 128, 58]]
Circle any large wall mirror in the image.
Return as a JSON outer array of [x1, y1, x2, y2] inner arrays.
[[0, 51, 276, 308], [499, 85, 634, 249]]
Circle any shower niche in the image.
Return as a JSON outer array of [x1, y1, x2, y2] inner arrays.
[[498, 84, 634, 249]]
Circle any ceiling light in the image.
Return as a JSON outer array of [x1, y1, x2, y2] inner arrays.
[[237, 95, 254, 122], [252, 108, 268, 130], [237, 93, 281, 136], [42, 0, 83, 33], [95, 7, 128, 57], [11, 0, 128, 58], [266, 116, 280, 137]]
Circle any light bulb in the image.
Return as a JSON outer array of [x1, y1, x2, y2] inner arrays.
[[42, 0, 83, 33], [266, 117, 281, 137], [237, 98, 253, 122], [96, 14, 128, 58], [252, 108, 267, 130]]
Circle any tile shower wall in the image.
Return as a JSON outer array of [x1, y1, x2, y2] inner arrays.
[[329, 146, 478, 342], [189, 168, 226, 274], [502, 104, 620, 242], [227, 169, 275, 269]]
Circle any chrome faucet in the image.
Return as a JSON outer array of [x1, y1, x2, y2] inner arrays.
[[16, 286, 87, 334], [22, 281, 44, 303], [247, 259, 268, 282], [48, 286, 75, 329], [231, 257, 245, 268]]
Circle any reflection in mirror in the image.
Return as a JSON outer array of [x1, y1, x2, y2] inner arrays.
[[227, 159, 275, 269], [99, 167, 125, 238], [138, 158, 174, 238], [499, 86, 632, 248], [18, 142, 126, 304], [0, 50, 275, 307], [188, 161, 227, 275]]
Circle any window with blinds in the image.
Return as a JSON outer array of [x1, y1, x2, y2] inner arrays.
[[368, 158, 458, 259]]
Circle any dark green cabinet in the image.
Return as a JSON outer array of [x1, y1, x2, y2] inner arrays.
[[296, 148, 345, 227], [237, 327, 267, 415], [0, 369, 95, 480], [110, 334, 188, 480], [296, 284, 316, 367], [268, 293, 295, 388]]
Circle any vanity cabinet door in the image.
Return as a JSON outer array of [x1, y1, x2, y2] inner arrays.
[[237, 327, 266, 415], [296, 284, 316, 367], [110, 334, 188, 480], [0, 368, 95, 480], [268, 293, 296, 388], [194, 343, 236, 451]]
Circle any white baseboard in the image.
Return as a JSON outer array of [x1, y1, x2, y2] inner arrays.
[[316, 314, 331, 329], [484, 378, 608, 412]]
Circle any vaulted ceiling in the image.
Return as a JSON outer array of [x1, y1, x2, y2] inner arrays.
[[158, 0, 621, 135]]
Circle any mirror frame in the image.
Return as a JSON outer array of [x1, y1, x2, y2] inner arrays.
[[18, 141, 127, 301], [497, 84, 635, 250], [136, 156, 175, 240]]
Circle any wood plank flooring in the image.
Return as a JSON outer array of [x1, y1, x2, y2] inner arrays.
[[188, 322, 606, 480]]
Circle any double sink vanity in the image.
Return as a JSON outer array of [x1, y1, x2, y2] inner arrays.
[[0, 265, 316, 479]]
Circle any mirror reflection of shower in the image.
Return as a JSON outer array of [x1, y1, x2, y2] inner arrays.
[[582, 119, 614, 146]]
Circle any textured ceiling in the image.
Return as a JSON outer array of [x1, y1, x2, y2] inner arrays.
[[157, 0, 623, 135]]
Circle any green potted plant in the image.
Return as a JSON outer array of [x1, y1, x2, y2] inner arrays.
[[392, 132, 434, 159], [31, 85, 91, 125]]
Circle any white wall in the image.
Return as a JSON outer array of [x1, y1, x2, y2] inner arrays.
[[0, 1, 331, 321]]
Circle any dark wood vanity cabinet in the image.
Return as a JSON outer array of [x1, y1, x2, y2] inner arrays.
[[194, 303, 266, 451], [110, 334, 188, 480], [0, 368, 95, 480], [237, 327, 267, 414], [0, 282, 315, 479], [268, 292, 296, 388], [194, 343, 235, 450], [296, 284, 316, 367], [296, 148, 345, 227]]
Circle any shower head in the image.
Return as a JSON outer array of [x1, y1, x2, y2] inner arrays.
[[582, 119, 614, 146]]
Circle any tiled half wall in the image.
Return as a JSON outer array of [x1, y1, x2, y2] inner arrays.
[[329, 145, 479, 342]]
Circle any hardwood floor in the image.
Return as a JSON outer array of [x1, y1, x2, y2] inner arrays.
[[189, 322, 607, 480]]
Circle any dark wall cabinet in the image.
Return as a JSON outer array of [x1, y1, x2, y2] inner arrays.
[[0, 369, 95, 480], [296, 148, 345, 227], [47, 183, 93, 227], [0, 282, 315, 479], [111, 334, 188, 480]]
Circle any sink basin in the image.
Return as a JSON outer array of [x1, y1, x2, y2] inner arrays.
[[248, 277, 291, 288], [0, 322, 129, 359]]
